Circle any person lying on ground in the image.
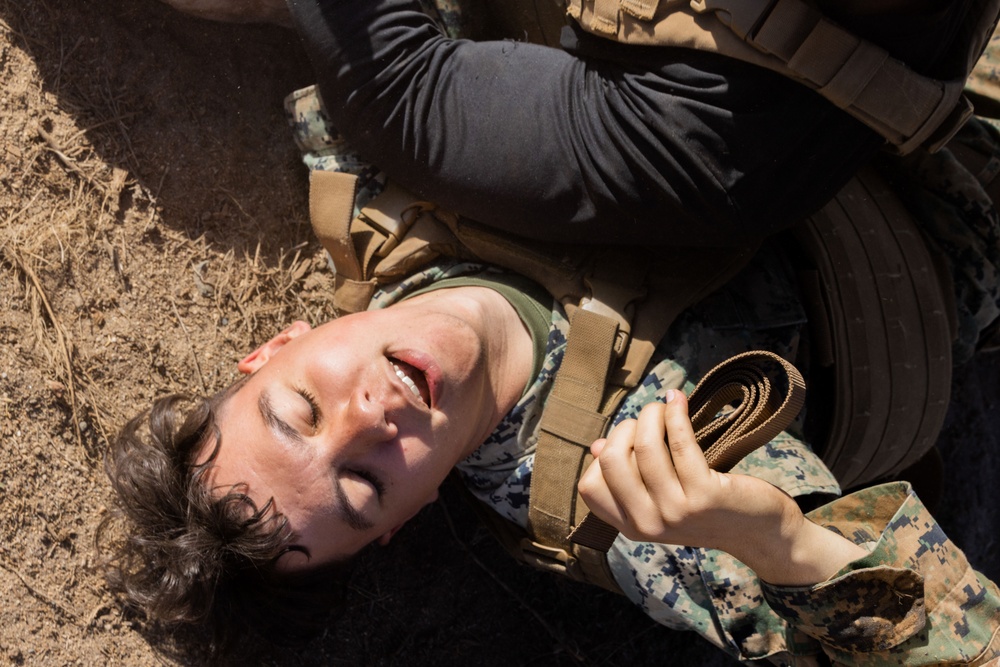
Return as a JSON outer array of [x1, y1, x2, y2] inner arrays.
[[101, 112, 1000, 664], [105, 0, 999, 660]]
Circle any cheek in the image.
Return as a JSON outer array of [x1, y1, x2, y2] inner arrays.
[[425, 317, 483, 368]]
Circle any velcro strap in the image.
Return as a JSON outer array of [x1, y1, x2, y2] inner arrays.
[[693, 0, 968, 153], [332, 276, 378, 315], [545, 308, 620, 406], [529, 310, 620, 546], [814, 43, 887, 111], [541, 395, 610, 445], [310, 169, 361, 281], [750, 0, 955, 152], [751, 0, 818, 60], [357, 182, 426, 257], [784, 22, 864, 90], [569, 351, 806, 552]]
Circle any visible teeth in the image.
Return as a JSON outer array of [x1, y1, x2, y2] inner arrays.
[[392, 363, 424, 403]]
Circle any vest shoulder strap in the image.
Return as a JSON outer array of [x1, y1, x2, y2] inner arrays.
[[552, 0, 1000, 153]]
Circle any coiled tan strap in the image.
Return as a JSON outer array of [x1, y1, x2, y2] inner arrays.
[[569, 350, 806, 552]]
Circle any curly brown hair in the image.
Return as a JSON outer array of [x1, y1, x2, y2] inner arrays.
[[99, 382, 350, 655]]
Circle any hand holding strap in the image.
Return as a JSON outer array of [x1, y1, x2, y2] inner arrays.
[[568, 350, 807, 552]]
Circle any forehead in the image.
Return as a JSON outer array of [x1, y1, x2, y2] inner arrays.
[[204, 370, 381, 562]]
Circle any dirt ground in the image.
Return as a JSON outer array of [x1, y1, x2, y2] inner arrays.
[[0, 1, 997, 665]]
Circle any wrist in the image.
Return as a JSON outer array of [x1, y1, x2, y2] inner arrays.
[[770, 517, 868, 586], [718, 489, 866, 586]]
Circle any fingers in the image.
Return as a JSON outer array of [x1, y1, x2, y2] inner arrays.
[[580, 390, 759, 547], [579, 423, 635, 529], [590, 438, 607, 458], [631, 401, 679, 497], [592, 420, 648, 514], [661, 390, 710, 484], [579, 390, 716, 542], [581, 397, 683, 534]]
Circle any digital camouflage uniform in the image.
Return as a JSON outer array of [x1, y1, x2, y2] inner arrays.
[[283, 7, 1000, 665]]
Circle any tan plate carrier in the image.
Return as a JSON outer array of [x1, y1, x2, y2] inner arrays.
[[310, 168, 825, 591], [303, 0, 1000, 593]]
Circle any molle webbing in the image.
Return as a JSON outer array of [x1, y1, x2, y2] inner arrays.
[[525, 308, 624, 590], [563, 0, 1000, 154]]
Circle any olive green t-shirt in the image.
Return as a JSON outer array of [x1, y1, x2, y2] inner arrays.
[[402, 271, 551, 394]]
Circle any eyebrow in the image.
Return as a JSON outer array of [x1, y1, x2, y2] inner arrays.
[[258, 389, 304, 444], [257, 389, 374, 532]]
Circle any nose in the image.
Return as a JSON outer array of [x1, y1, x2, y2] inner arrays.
[[338, 386, 398, 450]]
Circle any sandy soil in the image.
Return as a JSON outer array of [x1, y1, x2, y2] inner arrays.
[[0, 1, 996, 665]]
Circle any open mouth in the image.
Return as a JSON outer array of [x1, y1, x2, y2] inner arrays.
[[390, 358, 431, 407]]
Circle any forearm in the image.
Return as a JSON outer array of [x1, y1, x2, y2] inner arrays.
[[721, 500, 867, 587]]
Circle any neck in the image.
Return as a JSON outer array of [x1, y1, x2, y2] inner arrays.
[[409, 285, 535, 454]]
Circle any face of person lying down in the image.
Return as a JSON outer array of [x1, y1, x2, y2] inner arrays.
[[203, 293, 514, 567]]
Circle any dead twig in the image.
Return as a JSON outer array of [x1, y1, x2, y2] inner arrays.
[[65, 112, 141, 147], [217, 187, 255, 223], [169, 299, 208, 394], [0, 190, 44, 251], [36, 124, 104, 194], [74, 366, 115, 449], [4, 247, 86, 455]]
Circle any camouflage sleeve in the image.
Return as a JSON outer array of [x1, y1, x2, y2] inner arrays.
[[761, 482, 1000, 665], [875, 117, 1000, 363]]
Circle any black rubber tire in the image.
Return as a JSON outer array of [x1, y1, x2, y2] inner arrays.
[[793, 165, 953, 490]]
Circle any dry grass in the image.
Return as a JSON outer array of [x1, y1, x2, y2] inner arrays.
[[0, 1, 996, 666]]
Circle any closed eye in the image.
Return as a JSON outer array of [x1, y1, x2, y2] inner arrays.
[[349, 468, 385, 501], [295, 386, 321, 429]]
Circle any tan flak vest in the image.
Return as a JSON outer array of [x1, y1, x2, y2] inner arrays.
[[310, 169, 813, 593], [308, 0, 998, 631], [310, 162, 954, 597], [486, 0, 1000, 154]]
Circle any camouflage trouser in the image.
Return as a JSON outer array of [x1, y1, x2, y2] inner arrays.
[[876, 117, 1000, 364]]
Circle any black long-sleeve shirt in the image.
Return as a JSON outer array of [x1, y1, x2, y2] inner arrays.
[[287, 0, 966, 247]]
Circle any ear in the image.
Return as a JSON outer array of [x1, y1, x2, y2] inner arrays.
[[237, 320, 312, 374], [376, 488, 440, 546]]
